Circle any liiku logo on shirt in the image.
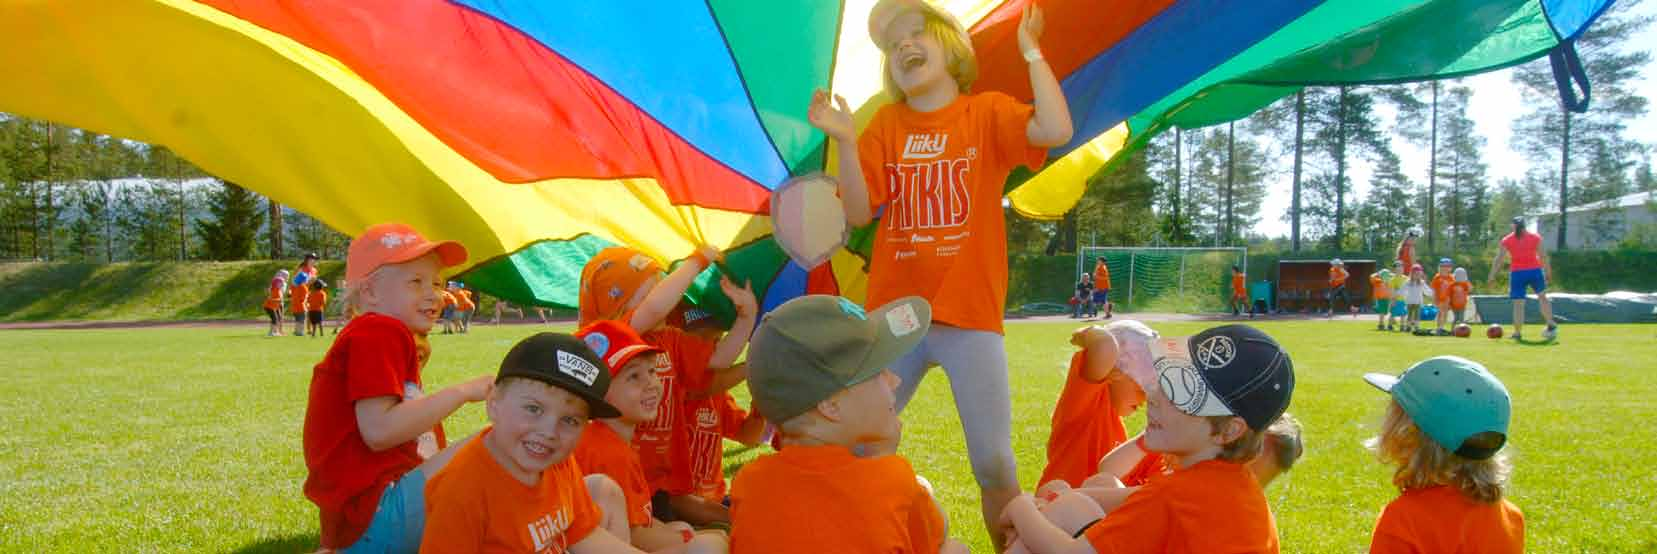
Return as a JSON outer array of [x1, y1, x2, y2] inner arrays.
[[901, 132, 948, 160], [528, 510, 572, 552]]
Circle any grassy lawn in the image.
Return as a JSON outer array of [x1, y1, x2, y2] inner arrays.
[[3, 319, 1655, 552]]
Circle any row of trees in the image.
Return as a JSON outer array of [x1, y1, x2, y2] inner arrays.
[[1019, 0, 1652, 255], [0, 116, 348, 262]]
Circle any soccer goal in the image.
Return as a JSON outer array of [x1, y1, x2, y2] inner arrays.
[[1076, 246, 1247, 312]]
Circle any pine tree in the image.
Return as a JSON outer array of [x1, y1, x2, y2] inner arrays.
[[1433, 86, 1489, 251], [1357, 149, 1418, 252], [195, 180, 264, 261], [1306, 86, 1388, 249], [1511, 0, 1651, 250]]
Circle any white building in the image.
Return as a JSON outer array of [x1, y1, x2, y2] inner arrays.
[[1527, 190, 1656, 250]]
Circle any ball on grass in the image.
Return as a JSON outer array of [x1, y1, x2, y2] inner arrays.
[[1454, 323, 1471, 338], [1486, 324, 1504, 339]]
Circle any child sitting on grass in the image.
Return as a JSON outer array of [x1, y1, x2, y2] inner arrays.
[[572, 321, 728, 553], [1036, 320, 1156, 489], [729, 295, 967, 554], [419, 333, 648, 553], [1363, 356, 1522, 553], [999, 325, 1295, 554], [302, 223, 492, 553]]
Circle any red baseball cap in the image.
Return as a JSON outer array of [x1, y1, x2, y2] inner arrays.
[[346, 223, 467, 283], [575, 320, 663, 376]]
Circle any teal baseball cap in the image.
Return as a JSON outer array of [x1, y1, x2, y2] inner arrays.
[[1364, 356, 1510, 459]]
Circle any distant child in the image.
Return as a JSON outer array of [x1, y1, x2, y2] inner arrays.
[[290, 274, 310, 337], [1387, 262, 1409, 331], [265, 269, 289, 337], [578, 246, 757, 526], [1370, 269, 1392, 331], [1430, 258, 1455, 335], [807, 0, 1073, 541], [570, 321, 728, 553], [1036, 320, 1156, 489], [1399, 265, 1433, 334], [450, 282, 475, 334], [420, 332, 646, 553], [1449, 268, 1473, 326], [307, 279, 329, 337], [1091, 259, 1113, 319], [437, 283, 458, 335], [302, 223, 492, 552], [1071, 273, 1094, 319], [1396, 230, 1419, 273], [1231, 265, 1251, 318], [999, 325, 1295, 554], [729, 295, 967, 554], [1328, 258, 1351, 317], [1362, 356, 1523, 553]]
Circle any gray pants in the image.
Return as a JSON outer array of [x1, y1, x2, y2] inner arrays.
[[889, 324, 1017, 493]]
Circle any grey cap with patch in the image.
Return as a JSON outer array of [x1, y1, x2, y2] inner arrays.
[[747, 295, 930, 423]]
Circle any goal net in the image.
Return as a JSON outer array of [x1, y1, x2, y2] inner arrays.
[[1075, 247, 1247, 313]]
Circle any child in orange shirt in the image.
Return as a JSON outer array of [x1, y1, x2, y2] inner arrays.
[[449, 282, 475, 334], [420, 332, 647, 554], [572, 321, 728, 553], [1362, 356, 1522, 553], [307, 279, 329, 338], [1448, 267, 1472, 326], [302, 223, 493, 552], [1328, 258, 1351, 318], [264, 269, 288, 337], [665, 302, 770, 513], [729, 295, 966, 554], [807, 0, 1073, 543], [437, 284, 458, 335], [1370, 270, 1392, 331], [290, 275, 310, 338], [578, 246, 758, 526], [1036, 320, 1156, 489], [1430, 258, 1456, 335], [999, 325, 1294, 554], [1230, 265, 1251, 318]]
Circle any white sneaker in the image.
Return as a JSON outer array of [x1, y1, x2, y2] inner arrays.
[[1542, 325, 1558, 341]]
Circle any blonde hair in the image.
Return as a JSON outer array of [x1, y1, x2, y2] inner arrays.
[[1206, 415, 1266, 463], [341, 266, 384, 317], [880, 12, 977, 102], [1368, 400, 1510, 503]]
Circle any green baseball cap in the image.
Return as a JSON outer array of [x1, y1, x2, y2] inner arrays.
[[747, 295, 930, 423], [1364, 356, 1510, 459]]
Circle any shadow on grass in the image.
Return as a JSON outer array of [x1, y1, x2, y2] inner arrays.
[[226, 533, 320, 554], [0, 263, 167, 321], [179, 262, 344, 320]]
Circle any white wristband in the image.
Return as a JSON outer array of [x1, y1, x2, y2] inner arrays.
[[1023, 47, 1044, 63]]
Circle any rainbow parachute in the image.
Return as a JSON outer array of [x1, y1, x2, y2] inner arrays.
[[0, 0, 1613, 321]]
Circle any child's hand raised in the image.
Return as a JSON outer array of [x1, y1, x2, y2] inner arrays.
[[719, 276, 758, 318], [456, 375, 494, 403], [1070, 325, 1107, 347], [1016, 4, 1046, 56], [808, 89, 855, 142]]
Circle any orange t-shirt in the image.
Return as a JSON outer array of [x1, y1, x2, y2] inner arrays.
[[683, 392, 752, 501], [729, 445, 945, 554], [291, 282, 310, 314], [1084, 460, 1279, 553], [1371, 274, 1390, 301], [457, 289, 476, 312], [572, 422, 654, 528], [1431, 274, 1455, 306], [857, 92, 1047, 334], [308, 288, 329, 313], [1038, 351, 1127, 488], [264, 278, 284, 311], [1093, 264, 1111, 290], [634, 326, 717, 494], [1118, 450, 1171, 487], [421, 427, 602, 553], [1369, 486, 1524, 554], [1449, 282, 1472, 310], [1232, 273, 1247, 296], [1331, 266, 1350, 288], [440, 290, 457, 309], [1398, 243, 1416, 271]]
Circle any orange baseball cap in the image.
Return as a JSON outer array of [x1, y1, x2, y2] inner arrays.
[[346, 222, 468, 283], [578, 247, 663, 326]]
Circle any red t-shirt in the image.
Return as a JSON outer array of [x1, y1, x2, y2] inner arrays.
[[1084, 460, 1279, 553], [858, 92, 1047, 334], [1370, 486, 1524, 554], [421, 427, 603, 553], [1500, 232, 1543, 271], [1038, 352, 1127, 488], [633, 326, 717, 494], [303, 313, 444, 548], [683, 392, 752, 501], [572, 422, 654, 527]]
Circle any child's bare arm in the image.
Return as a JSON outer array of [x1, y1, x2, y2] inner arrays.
[[1000, 494, 1096, 554], [730, 411, 767, 446], [808, 89, 873, 227], [1019, 6, 1074, 148], [354, 375, 492, 451], [1095, 433, 1147, 478], [1070, 326, 1119, 383], [707, 277, 757, 369], [569, 527, 648, 554], [629, 248, 717, 333], [1071, 486, 1137, 514]]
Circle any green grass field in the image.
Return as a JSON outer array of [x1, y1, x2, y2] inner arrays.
[[3, 319, 1655, 553]]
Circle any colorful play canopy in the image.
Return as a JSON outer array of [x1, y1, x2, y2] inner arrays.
[[0, 0, 1613, 320]]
